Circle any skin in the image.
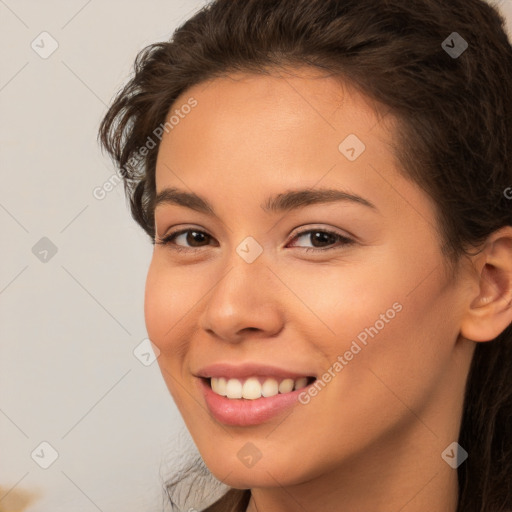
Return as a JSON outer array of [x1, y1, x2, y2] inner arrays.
[[144, 67, 512, 512]]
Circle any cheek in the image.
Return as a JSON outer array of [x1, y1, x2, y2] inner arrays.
[[345, 278, 456, 422], [144, 260, 170, 350], [144, 257, 198, 353], [293, 244, 456, 410], [281, 250, 403, 351], [144, 260, 194, 408]]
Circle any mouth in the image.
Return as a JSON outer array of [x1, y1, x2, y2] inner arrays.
[[196, 367, 318, 426], [203, 375, 317, 400], [195, 363, 318, 426]]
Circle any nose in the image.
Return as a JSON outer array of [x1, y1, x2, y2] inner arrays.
[[198, 253, 285, 343]]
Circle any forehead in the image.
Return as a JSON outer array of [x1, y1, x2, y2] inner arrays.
[[155, 67, 396, 185], [176, 67, 387, 135]]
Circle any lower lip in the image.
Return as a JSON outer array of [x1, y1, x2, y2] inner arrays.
[[199, 378, 311, 427]]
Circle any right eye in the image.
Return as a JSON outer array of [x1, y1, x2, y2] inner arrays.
[[155, 228, 217, 252]]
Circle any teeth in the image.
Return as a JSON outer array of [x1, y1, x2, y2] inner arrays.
[[242, 378, 261, 400], [211, 377, 227, 396], [278, 378, 294, 394], [225, 378, 242, 399], [210, 376, 311, 399], [261, 378, 279, 397], [294, 377, 308, 390]]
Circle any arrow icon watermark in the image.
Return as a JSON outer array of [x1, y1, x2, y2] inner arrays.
[[133, 338, 161, 366]]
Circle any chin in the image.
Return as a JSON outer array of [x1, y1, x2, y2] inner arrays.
[[199, 446, 313, 489]]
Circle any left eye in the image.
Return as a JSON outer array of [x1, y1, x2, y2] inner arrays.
[[289, 229, 354, 251], [155, 228, 354, 252]]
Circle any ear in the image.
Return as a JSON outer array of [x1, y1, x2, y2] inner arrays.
[[460, 226, 512, 342]]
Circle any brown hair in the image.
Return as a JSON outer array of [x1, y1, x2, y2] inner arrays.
[[98, 1, 512, 510]]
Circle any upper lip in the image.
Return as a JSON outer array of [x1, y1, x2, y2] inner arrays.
[[195, 363, 315, 380]]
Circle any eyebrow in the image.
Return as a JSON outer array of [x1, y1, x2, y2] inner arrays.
[[154, 187, 378, 215]]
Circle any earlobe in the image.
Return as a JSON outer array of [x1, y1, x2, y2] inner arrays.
[[460, 227, 512, 343]]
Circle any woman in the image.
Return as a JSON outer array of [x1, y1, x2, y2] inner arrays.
[[98, 0, 512, 510]]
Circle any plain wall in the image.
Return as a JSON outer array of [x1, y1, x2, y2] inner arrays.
[[1, 1, 511, 511]]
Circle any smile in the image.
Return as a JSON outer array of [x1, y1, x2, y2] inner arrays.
[[208, 376, 315, 399], [195, 363, 318, 426]]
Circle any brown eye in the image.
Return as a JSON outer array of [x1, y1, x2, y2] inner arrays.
[[288, 229, 354, 252], [156, 229, 213, 250], [182, 230, 210, 247]]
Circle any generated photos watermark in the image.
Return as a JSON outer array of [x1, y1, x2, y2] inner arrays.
[[93, 97, 198, 200], [298, 301, 403, 405]]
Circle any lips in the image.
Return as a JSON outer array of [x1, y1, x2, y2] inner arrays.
[[195, 363, 317, 426]]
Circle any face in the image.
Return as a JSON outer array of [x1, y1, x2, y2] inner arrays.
[[145, 67, 473, 489]]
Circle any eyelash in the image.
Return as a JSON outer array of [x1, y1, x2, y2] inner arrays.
[[155, 227, 355, 253]]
